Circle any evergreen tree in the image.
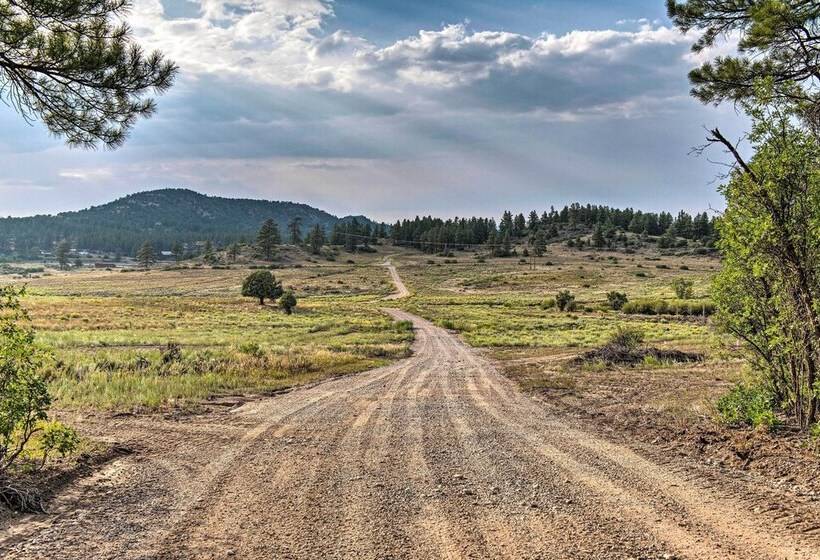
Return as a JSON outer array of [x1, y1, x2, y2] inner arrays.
[[500, 211, 514, 235], [527, 210, 540, 232], [55, 240, 70, 270], [171, 242, 184, 263], [307, 224, 326, 255], [136, 241, 156, 268], [227, 243, 240, 262], [669, 0, 820, 127], [256, 219, 281, 261], [0, 0, 177, 148], [288, 217, 303, 245], [202, 240, 214, 263], [513, 213, 527, 237], [591, 225, 606, 248], [279, 290, 297, 315], [241, 270, 283, 306], [532, 230, 547, 257]]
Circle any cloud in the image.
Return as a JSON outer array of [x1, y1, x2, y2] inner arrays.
[[129, 2, 701, 118]]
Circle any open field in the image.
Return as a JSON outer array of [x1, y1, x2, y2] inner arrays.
[[5, 258, 820, 560], [0, 251, 413, 410]]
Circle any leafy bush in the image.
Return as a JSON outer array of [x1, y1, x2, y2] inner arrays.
[[39, 421, 80, 463], [555, 290, 576, 312], [541, 298, 556, 310], [0, 287, 73, 483], [621, 298, 715, 316], [672, 278, 694, 299], [279, 290, 297, 315], [608, 326, 644, 350], [606, 291, 628, 310], [716, 383, 778, 430], [238, 342, 264, 358]]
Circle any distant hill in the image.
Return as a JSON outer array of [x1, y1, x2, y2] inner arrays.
[[0, 188, 382, 256]]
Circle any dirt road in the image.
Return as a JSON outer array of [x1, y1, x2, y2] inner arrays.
[[383, 258, 410, 299], [3, 268, 820, 559]]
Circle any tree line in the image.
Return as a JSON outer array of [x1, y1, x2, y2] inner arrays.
[[389, 204, 716, 254]]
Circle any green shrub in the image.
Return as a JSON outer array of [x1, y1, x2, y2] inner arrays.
[[608, 326, 644, 350], [621, 298, 715, 316], [555, 290, 576, 312], [280, 290, 297, 315], [606, 291, 628, 310], [672, 278, 694, 299], [542, 298, 556, 310], [716, 383, 778, 430], [0, 287, 66, 484], [238, 342, 265, 358]]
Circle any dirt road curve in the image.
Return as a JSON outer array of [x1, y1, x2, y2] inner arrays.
[[3, 271, 820, 559]]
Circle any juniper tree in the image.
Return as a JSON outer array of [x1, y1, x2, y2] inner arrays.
[[0, 0, 177, 148], [241, 270, 282, 305]]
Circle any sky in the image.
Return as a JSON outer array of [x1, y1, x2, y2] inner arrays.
[[1, 0, 746, 220]]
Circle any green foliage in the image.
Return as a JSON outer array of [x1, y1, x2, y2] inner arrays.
[[672, 278, 694, 299], [621, 298, 715, 316], [0, 0, 177, 148], [668, 0, 820, 126], [55, 240, 71, 270], [241, 270, 283, 305], [555, 290, 576, 312], [608, 326, 644, 351], [136, 241, 156, 269], [39, 421, 79, 462], [0, 287, 55, 473], [279, 290, 297, 315], [716, 383, 778, 431], [711, 92, 820, 428], [256, 219, 281, 261], [606, 291, 628, 310]]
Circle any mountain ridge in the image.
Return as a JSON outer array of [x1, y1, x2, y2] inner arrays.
[[0, 188, 382, 256]]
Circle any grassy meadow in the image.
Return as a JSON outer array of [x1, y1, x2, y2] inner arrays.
[[0, 252, 412, 410], [1, 240, 742, 424], [389, 243, 743, 423]]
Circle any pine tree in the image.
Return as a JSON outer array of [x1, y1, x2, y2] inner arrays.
[[533, 230, 547, 257], [202, 240, 214, 263], [288, 217, 303, 245], [55, 240, 70, 270], [0, 0, 177, 148], [227, 243, 240, 262], [256, 219, 281, 261], [591, 225, 605, 248], [171, 242, 184, 263], [136, 241, 156, 269], [307, 224, 326, 255]]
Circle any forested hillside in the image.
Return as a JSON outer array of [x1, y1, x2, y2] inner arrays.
[[0, 189, 380, 257]]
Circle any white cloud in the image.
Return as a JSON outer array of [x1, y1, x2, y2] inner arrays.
[[129, 2, 702, 117]]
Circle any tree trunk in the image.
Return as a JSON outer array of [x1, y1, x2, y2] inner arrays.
[[259, 297, 264, 305]]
